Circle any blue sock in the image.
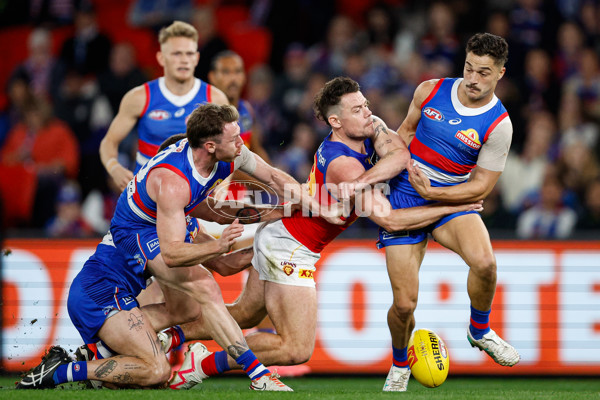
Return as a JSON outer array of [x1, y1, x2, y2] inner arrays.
[[469, 305, 491, 339], [392, 346, 409, 368], [236, 349, 269, 380], [53, 362, 88, 384], [214, 351, 231, 374]]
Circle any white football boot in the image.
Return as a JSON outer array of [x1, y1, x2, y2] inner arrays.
[[250, 372, 293, 391], [382, 365, 411, 392], [169, 342, 211, 389], [157, 330, 172, 354], [467, 328, 520, 366]]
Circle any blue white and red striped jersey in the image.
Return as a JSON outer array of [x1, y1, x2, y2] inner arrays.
[[112, 138, 234, 227], [237, 99, 253, 147], [135, 77, 212, 171], [393, 77, 509, 193]]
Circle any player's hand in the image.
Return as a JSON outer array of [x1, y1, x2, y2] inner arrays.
[[407, 160, 431, 198], [319, 201, 347, 225], [448, 200, 484, 213], [110, 164, 134, 192], [217, 218, 244, 253]]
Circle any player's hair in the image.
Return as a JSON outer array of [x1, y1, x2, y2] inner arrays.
[[158, 21, 199, 45], [210, 50, 243, 72], [158, 133, 187, 152], [313, 76, 360, 127], [466, 33, 509, 67], [186, 103, 239, 148]]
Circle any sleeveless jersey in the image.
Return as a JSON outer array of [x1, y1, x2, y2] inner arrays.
[[392, 77, 509, 194], [282, 133, 376, 253], [112, 138, 234, 228], [135, 77, 212, 171]]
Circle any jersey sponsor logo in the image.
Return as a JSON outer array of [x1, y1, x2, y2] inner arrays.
[[122, 296, 135, 305], [281, 261, 296, 276], [147, 238, 160, 253], [174, 108, 185, 118], [102, 306, 114, 316], [448, 118, 462, 125], [317, 148, 326, 167], [423, 107, 444, 122], [381, 230, 408, 240], [148, 109, 171, 120], [455, 128, 481, 149], [299, 269, 314, 279]]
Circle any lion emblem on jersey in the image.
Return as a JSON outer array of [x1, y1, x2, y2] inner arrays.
[[281, 261, 295, 276]]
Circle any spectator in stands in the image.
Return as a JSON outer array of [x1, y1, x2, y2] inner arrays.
[[419, 2, 460, 70], [563, 47, 600, 123], [577, 178, 600, 230], [499, 111, 557, 213], [556, 140, 600, 201], [518, 48, 561, 115], [0, 96, 79, 227], [59, 2, 112, 77], [308, 15, 356, 76], [558, 92, 599, 154], [10, 28, 62, 102], [2, 74, 35, 145], [273, 122, 317, 182], [553, 21, 585, 81], [192, 7, 229, 82], [128, 0, 193, 32], [54, 70, 112, 198], [516, 175, 577, 239], [46, 180, 95, 238], [98, 42, 148, 117]]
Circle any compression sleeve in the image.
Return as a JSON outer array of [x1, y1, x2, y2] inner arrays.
[[477, 117, 513, 172], [234, 145, 257, 174]]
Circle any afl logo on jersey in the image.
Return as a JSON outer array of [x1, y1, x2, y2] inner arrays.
[[148, 110, 171, 120], [174, 108, 185, 118], [455, 128, 481, 150], [423, 107, 444, 122]]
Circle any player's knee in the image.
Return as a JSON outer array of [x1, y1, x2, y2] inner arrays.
[[280, 341, 313, 365], [470, 254, 497, 281], [390, 298, 417, 320], [147, 356, 171, 386], [183, 278, 223, 304], [228, 303, 265, 329]]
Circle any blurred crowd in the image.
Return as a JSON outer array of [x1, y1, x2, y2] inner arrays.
[[0, 0, 599, 240]]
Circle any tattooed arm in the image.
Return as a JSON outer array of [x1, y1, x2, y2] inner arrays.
[[190, 197, 300, 225]]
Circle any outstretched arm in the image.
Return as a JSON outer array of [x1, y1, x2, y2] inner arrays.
[[190, 197, 298, 224]]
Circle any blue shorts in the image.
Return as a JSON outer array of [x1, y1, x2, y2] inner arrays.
[[68, 263, 140, 344], [377, 189, 477, 248], [111, 223, 162, 266]]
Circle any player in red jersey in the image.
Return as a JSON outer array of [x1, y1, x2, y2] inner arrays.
[[166, 77, 483, 389]]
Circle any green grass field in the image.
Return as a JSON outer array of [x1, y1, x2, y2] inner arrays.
[[1, 375, 599, 399]]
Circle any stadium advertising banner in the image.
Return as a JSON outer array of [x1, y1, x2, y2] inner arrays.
[[2, 239, 599, 375]]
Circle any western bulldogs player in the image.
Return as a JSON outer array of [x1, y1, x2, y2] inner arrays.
[[100, 21, 228, 191]]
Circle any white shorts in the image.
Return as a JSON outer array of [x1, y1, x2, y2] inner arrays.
[[252, 220, 320, 288]]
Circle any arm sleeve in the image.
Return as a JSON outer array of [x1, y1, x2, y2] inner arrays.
[[233, 145, 257, 174], [477, 117, 513, 172]]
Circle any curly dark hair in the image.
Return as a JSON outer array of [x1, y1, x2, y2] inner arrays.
[[313, 76, 360, 127], [186, 103, 239, 148], [466, 33, 509, 67]]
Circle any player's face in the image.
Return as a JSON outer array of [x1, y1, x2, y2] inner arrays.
[[215, 121, 243, 162], [462, 52, 505, 104], [210, 56, 246, 104], [159, 37, 199, 83], [337, 91, 374, 139]]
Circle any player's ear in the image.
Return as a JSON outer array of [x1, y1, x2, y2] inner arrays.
[[328, 114, 341, 129], [204, 141, 216, 154], [156, 51, 164, 67]]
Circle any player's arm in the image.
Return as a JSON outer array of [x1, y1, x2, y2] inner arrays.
[[407, 117, 512, 202], [236, 146, 344, 225], [153, 168, 244, 268], [396, 79, 439, 145], [360, 188, 483, 232], [209, 85, 230, 106], [100, 86, 146, 191], [339, 116, 409, 198], [189, 222, 253, 276], [190, 197, 299, 224]]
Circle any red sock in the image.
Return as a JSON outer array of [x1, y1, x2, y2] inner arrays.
[[200, 353, 219, 376]]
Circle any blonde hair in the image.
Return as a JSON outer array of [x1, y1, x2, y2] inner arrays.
[[158, 21, 198, 45]]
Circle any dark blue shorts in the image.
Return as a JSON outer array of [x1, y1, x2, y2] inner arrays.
[[377, 189, 477, 248], [67, 263, 140, 344]]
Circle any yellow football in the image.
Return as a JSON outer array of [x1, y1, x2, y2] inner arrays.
[[407, 329, 450, 388]]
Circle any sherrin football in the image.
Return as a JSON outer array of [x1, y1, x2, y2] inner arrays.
[[407, 329, 450, 388]]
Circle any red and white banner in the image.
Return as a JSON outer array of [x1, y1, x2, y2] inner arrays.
[[2, 239, 599, 375]]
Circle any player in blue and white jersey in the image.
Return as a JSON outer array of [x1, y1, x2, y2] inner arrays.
[[99, 21, 229, 192]]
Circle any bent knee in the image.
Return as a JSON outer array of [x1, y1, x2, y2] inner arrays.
[[146, 356, 171, 386], [278, 343, 313, 365], [390, 297, 417, 319], [469, 254, 497, 280]]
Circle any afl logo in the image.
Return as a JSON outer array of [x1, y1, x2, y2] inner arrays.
[[148, 110, 171, 120], [423, 107, 444, 122]]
